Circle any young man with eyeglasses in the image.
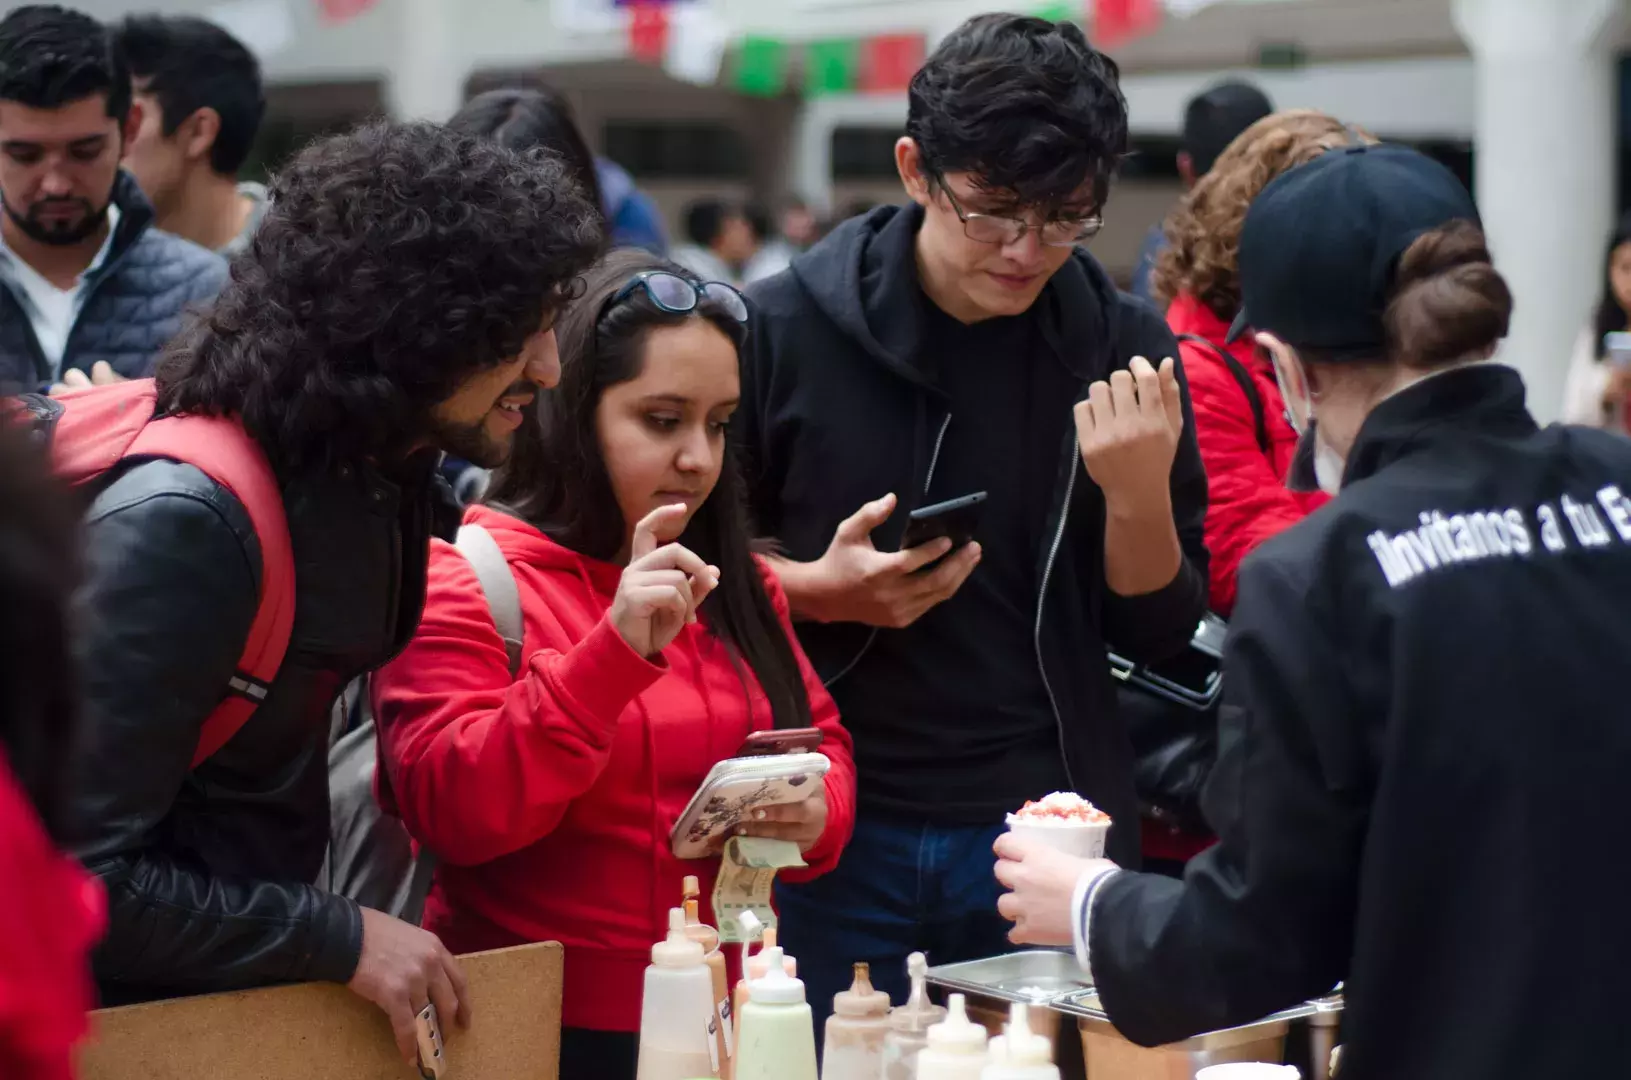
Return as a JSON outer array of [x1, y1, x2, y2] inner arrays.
[[739, 13, 1209, 1027]]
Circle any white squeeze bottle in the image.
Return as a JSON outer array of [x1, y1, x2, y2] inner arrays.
[[734, 945, 818, 1080], [882, 952, 948, 1080], [637, 907, 721, 1080], [916, 994, 989, 1080], [730, 918, 797, 1065], [819, 962, 892, 1080], [980, 1003, 1058, 1080]]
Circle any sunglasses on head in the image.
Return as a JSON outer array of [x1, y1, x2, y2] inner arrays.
[[600, 270, 750, 325]]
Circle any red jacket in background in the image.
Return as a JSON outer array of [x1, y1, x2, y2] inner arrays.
[[0, 750, 104, 1080], [371, 505, 856, 1033], [1169, 293, 1329, 616]]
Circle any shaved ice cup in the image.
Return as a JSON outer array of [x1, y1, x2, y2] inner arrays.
[[1003, 813, 1111, 859]]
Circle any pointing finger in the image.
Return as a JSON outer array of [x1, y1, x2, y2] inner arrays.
[[631, 504, 688, 561]]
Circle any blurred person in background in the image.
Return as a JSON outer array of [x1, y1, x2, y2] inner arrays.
[[1561, 211, 1631, 434], [115, 14, 268, 257], [1130, 79, 1272, 304], [0, 5, 225, 394], [0, 422, 104, 1080], [744, 200, 795, 284], [671, 196, 755, 286], [50, 121, 599, 1065], [780, 196, 821, 250], [998, 143, 1631, 1080], [371, 249, 856, 1080], [742, 13, 1208, 1032]]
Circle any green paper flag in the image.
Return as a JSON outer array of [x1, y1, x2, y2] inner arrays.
[[805, 38, 860, 96], [1034, 1, 1083, 23], [735, 36, 787, 97]]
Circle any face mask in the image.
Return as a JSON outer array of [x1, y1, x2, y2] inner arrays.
[[1273, 348, 1346, 496]]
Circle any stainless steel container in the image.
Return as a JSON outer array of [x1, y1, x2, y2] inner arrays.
[[926, 950, 1091, 1057]]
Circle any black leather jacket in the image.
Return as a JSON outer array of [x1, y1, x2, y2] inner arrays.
[[70, 452, 456, 1005]]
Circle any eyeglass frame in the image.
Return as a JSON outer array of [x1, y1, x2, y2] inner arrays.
[[598, 270, 749, 326], [930, 172, 1104, 248]]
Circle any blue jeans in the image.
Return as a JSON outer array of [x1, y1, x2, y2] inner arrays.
[[774, 813, 1013, 1040]]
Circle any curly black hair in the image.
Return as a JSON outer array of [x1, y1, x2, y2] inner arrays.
[[906, 13, 1128, 215], [155, 119, 602, 474]]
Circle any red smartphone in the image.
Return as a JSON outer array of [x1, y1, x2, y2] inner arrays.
[[735, 727, 824, 757]]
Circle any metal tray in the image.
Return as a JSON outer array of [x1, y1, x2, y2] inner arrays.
[[925, 950, 1094, 1005], [1053, 988, 1345, 1027]]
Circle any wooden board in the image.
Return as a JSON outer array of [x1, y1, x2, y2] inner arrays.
[[78, 942, 563, 1080]]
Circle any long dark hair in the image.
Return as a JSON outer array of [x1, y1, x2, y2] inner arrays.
[[1592, 212, 1631, 359], [449, 87, 607, 238], [486, 249, 813, 731], [0, 419, 80, 843]]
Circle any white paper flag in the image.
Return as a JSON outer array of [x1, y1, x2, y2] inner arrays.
[[664, 3, 730, 86]]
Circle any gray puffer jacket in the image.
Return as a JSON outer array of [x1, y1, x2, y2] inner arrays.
[[0, 171, 228, 393]]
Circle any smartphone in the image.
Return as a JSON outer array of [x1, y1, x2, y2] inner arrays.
[[900, 491, 987, 555], [735, 727, 825, 757], [1606, 332, 1631, 369]]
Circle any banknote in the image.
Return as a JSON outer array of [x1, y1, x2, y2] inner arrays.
[[713, 836, 806, 944]]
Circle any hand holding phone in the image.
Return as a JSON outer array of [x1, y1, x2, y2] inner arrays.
[[793, 492, 982, 629], [899, 492, 987, 566]]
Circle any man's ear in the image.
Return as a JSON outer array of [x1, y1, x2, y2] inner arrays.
[[120, 98, 143, 149], [895, 137, 931, 208], [182, 107, 222, 166]]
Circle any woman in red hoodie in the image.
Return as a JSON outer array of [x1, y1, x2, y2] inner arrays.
[[371, 248, 856, 1080], [1141, 111, 1365, 868], [1153, 109, 1370, 615]]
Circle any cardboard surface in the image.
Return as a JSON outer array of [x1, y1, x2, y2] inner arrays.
[[78, 942, 563, 1080]]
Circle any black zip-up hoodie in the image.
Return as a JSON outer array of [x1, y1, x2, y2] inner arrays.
[[739, 204, 1210, 863]]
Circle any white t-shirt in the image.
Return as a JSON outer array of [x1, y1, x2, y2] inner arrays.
[[0, 205, 121, 379]]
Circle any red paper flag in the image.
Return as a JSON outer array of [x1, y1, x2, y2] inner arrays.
[[315, 0, 377, 24], [860, 33, 926, 94], [1095, 0, 1161, 49], [629, 1, 670, 64]]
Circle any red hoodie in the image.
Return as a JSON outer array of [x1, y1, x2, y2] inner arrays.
[[371, 505, 856, 1033], [0, 750, 104, 1080], [1169, 293, 1330, 616]]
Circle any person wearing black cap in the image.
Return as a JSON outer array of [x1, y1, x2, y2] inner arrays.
[[995, 142, 1631, 1079], [1130, 79, 1272, 303]]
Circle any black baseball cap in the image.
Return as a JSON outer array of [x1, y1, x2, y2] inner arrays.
[[1183, 80, 1273, 176], [1224, 143, 1479, 359]]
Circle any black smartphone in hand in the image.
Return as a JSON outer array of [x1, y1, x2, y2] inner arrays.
[[900, 491, 987, 563]]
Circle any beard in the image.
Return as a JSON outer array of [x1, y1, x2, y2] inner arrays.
[[3, 193, 109, 247], [427, 381, 535, 469]]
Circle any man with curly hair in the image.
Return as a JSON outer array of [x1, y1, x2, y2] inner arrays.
[[60, 119, 600, 1059]]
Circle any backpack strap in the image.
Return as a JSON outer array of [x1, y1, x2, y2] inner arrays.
[[1177, 333, 1271, 456], [127, 411, 295, 767], [455, 524, 524, 679]]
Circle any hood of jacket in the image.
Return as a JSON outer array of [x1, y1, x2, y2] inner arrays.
[[788, 201, 1124, 391]]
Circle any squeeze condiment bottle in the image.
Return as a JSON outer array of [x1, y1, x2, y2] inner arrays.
[[681, 883, 733, 1079], [820, 963, 892, 1080], [979, 1003, 1057, 1080], [637, 908, 721, 1080], [730, 920, 798, 1063], [735, 946, 818, 1080], [882, 952, 947, 1080], [916, 994, 989, 1080]]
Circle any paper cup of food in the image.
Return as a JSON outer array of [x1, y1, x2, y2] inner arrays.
[[1005, 792, 1112, 860]]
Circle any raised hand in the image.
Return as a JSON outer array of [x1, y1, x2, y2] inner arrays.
[[609, 504, 720, 657]]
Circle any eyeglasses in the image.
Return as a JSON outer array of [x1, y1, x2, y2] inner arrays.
[[934, 174, 1104, 248], [600, 271, 750, 325]]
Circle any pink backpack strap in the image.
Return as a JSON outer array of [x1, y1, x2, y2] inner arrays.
[[126, 412, 295, 768]]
